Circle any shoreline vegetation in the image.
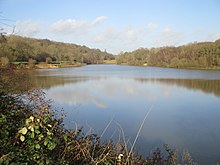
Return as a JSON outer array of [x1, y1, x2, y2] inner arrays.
[[2, 60, 220, 71], [0, 35, 220, 70], [0, 66, 199, 164], [0, 35, 115, 69], [116, 39, 220, 70], [12, 60, 220, 70], [10, 59, 117, 69]]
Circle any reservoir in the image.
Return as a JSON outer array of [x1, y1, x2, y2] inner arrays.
[[28, 64, 220, 164]]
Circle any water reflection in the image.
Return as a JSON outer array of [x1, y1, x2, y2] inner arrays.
[[48, 82, 107, 108], [28, 71, 220, 98], [137, 78, 220, 97], [27, 66, 220, 164]]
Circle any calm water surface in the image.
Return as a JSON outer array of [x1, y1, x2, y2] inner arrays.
[[29, 65, 220, 164]]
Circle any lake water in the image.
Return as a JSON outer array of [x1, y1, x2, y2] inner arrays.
[[29, 64, 220, 164]]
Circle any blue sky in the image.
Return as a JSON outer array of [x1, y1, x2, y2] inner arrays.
[[1, 0, 220, 54]]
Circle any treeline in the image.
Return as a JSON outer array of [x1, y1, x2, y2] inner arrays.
[[116, 39, 220, 69], [0, 35, 114, 65]]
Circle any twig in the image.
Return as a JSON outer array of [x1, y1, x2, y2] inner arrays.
[[115, 121, 129, 157], [100, 117, 114, 138], [92, 117, 114, 159], [85, 121, 93, 137], [126, 105, 153, 164]]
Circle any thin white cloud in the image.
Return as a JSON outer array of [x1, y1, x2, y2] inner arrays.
[[92, 16, 108, 25], [15, 20, 41, 36], [49, 16, 107, 36], [91, 23, 159, 53], [205, 32, 220, 41], [123, 27, 139, 41], [154, 26, 184, 47], [50, 19, 87, 35], [92, 26, 119, 43], [163, 26, 171, 33], [91, 26, 141, 53], [92, 26, 144, 44], [147, 22, 158, 30]]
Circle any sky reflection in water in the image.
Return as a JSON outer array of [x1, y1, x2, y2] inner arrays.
[[32, 65, 220, 164]]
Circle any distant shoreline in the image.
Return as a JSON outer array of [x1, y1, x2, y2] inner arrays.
[[5, 60, 117, 69], [35, 63, 85, 69], [3, 61, 220, 71], [116, 63, 220, 71]]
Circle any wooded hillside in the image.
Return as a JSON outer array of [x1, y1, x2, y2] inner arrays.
[[116, 39, 220, 69], [0, 35, 114, 65], [1, 34, 220, 69]]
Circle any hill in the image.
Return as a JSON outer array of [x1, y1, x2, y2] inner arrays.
[[0, 35, 114, 66], [116, 39, 220, 69]]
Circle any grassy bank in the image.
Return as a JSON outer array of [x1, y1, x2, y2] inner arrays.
[[9, 61, 86, 69], [9, 60, 220, 70], [35, 63, 85, 69], [104, 59, 117, 64], [117, 62, 220, 70]]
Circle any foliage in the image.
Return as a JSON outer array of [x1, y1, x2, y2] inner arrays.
[[116, 40, 220, 69], [0, 66, 31, 94], [0, 92, 31, 160], [0, 35, 114, 65], [0, 57, 9, 66]]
